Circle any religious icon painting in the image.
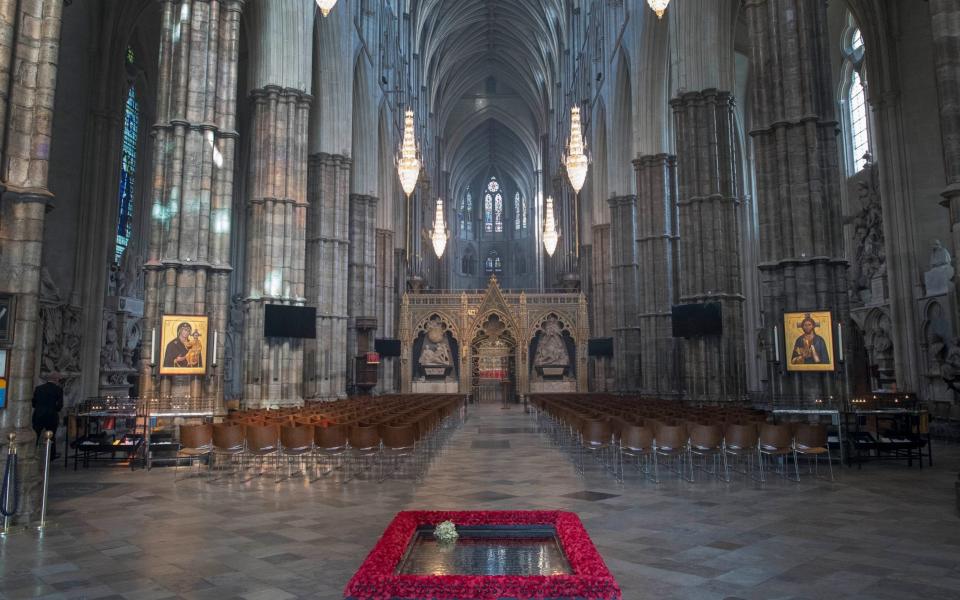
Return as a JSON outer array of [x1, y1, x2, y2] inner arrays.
[[784, 311, 835, 372], [159, 315, 209, 376], [0, 294, 15, 348]]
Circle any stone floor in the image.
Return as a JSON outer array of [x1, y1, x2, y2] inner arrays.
[[2, 402, 960, 600]]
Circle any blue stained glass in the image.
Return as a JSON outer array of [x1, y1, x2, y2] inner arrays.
[[515, 192, 521, 230], [484, 193, 493, 233], [115, 84, 139, 264]]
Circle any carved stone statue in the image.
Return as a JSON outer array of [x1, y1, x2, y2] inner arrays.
[[930, 239, 952, 268], [925, 239, 955, 296], [938, 337, 960, 394], [100, 312, 123, 370], [419, 317, 452, 367], [845, 158, 885, 303], [534, 316, 570, 367], [39, 267, 61, 302]]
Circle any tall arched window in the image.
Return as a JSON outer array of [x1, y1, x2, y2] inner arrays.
[[848, 70, 869, 170], [522, 194, 527, 230], [485, 249, 502, 273], [484, 177, 503, 234], [115, 48, 140, 264], [514, 192, 521, 231], [841, 20, 870, 174], [460, 188, 473, 239], [484, 185, 493, 233]]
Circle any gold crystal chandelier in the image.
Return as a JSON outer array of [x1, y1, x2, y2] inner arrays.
[[431, 198, 448, 258], [315, 0, 337, 18], [542, 196, 560, 257], [397, 109, 421, 197], [564, 106, 589, 194], [648, 0, 670, 19]]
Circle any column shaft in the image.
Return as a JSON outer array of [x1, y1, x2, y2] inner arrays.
[[672, 90, 746, 400], [608, 195, 640, 391], [0, 0, 64, 523], [141, 0, 244, 404], [634, 154, 680, 394], [305, 153, 350, 399], [745, 0, 848, 399], [242, 86, 311, 406]]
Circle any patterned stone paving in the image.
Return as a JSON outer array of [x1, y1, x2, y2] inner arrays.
[[2, 402, 960, 599]]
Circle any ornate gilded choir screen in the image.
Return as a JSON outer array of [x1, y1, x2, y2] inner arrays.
[[399, 277, 589, 395]]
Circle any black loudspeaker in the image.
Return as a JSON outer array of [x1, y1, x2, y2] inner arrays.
[[264, 305, 317, 339], [588, 338, 614, 357], [375, 338, 402, 357], [671, 303, 723, 338]]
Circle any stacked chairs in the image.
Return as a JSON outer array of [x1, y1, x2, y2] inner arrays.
[[533, 393, 835, 486]]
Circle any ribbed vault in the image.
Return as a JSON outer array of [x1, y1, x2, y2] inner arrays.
[[411, 0, 563, 205]]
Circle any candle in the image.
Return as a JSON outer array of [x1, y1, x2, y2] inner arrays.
[[211, 330, 218, 366], [150, 328, 157, 365], [773, 325, 780, 363], [837, 322, 844, 363]]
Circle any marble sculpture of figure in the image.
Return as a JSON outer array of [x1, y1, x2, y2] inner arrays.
[[420, 318, 452, 366], [535, 317, 569, 366]]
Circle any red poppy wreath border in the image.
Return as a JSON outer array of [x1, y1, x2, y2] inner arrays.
[[344, 510, 622, 600]]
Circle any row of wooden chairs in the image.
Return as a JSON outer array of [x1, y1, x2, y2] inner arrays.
[[533, 395, 834, 483], [175, 396, 464, 483]]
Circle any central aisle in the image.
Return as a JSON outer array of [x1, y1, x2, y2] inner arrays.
[[2, 400, 959, 599]]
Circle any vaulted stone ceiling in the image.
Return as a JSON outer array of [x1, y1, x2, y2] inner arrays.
[[411, 0, 566, 201]]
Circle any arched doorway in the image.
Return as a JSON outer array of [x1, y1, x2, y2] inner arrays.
[[471, 313, 517, 404]]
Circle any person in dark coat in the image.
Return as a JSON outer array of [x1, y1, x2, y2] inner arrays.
[[32, 372, 64, 458]]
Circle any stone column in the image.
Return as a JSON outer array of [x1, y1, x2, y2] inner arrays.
[[305, 153, 350, 399], [242, 87, 311, 406], [608, 195, 640, 390], [375, 228, 395, 392], [347, 193, 378, 389], [240, 0, 313, 406], [590, 223, 612, 390], [745, 0, 848, 399], [672, 90, 746, 400], [634, 154, 680, 395], [931, 1, 960, 281], [0, 0, 64, 522], [140, 0, 245, 404]]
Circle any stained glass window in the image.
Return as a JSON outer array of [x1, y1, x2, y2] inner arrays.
[[494, 192, 503, 233], [115, 52, 139, 264], [484, 191, 493, 233], [844, 25, 870, 174], [851, 28, 863, 52], [485, 250, 502, 273], [849, 70, 869, 171], [515, 192, 521, 231], [465, 190, 473, 237], [522, 195, 527, 230]]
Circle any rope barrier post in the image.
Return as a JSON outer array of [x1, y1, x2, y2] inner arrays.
[[1, 432, 20, 536], [37, 431, 54, 531]]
